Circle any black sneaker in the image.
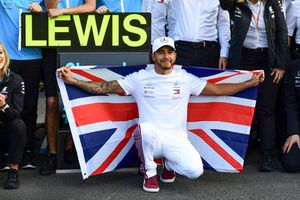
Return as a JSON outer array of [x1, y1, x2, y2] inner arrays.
[[22, 150, 36, 169], [259, 152, 274, 172], [39, 154, 57, 175], [4, 169, 19, 189], [0, 153, 9, 172]]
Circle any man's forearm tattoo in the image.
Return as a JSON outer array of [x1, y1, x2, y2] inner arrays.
[[75, 80, 121, 94]]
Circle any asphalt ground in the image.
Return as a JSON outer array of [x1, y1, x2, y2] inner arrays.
[[1, 92, 299, 200], [1, 147, 299, 200]]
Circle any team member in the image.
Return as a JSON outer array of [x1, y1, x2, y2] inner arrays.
[[220, 0, 289, 172], [169, 0, 230, 69], [0, 0, 44, 169], [58, 37, 264, 192], [282, 59, 300, 172], [286, 0, 300, 60], [39, 0, 97, 176], [0, 43, 26, 189], [142, 0, 175, 43]]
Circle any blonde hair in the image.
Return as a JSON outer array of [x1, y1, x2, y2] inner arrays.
[[0, 42, 10, 75]]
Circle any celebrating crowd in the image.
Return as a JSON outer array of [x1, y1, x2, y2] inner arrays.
[[0, 0, 300, 193]]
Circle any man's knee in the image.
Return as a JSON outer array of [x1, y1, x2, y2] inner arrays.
[[8, 119, 26, 139], [9, 119, 26, 132], [282, 156, 300, 173], [46, 97, 58, 111], [185, 165, 204, 179]]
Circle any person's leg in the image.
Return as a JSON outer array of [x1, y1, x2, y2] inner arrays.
[[133, 122, 162, 192], [162, 135, 203, 180], [1, 119, 26, 189], [39, 49, 59, 175], [10, 59, 41, 169], [255, 69, 279, 172], [282, 144, 300, 172]]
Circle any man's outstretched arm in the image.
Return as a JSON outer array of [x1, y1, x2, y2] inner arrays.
[[201, 72, 264, 96], [58, 67, 125, 94]]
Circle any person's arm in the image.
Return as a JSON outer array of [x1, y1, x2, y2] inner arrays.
[[200, 72, 264, 96], [48, 0, 96, 17], [284, 64, 300, 137], [58, 67, 125, 94], [44, 0, 59, 11], [0, 76, 24, 121], [271, 0, 289, 84], [217, 7, 230, 69]]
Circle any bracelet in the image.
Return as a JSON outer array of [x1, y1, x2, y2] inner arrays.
[[0, 104, 9, 112]]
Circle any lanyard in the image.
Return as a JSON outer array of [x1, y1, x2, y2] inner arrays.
[[251, 0, 262, 32]]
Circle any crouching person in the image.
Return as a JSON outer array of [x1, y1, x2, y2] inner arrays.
[[282, 59, 300, 173], [58, 37, 264, 192], [0, 43, 26, 189]]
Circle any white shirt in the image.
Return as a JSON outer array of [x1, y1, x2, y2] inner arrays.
[[170, 0, 230, 58], [142, 0, 175, 43], [286, 0, 300, 44], [243, 0, 268, 49], [117, 67, 207, 137]]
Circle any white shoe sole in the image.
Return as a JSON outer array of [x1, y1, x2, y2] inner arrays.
[[143, 180, 159, 193], [22, 164, 36, 169], [160, 176, 175, 183]]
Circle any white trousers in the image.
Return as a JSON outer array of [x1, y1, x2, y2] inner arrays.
[[134, 122, 204, 179]]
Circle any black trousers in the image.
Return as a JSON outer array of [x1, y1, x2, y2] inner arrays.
[[282, 144, 300, 172], [291, 44, 300, 60], [0, 119, 26, 164], [175, 41, 220, 68], [10, 59, 42, 152], [240, 47, 279, 152]]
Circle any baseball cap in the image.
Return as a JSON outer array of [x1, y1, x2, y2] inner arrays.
[[152, 36, 176, 53]]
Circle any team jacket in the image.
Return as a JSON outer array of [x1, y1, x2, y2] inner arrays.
[[220, 0, 288, 69], [0, 69, 24, 126], [284, 59, 300, 136]]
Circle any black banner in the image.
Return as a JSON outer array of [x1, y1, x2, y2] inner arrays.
[[21, 13, 151, 51]]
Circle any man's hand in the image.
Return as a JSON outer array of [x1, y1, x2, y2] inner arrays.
[[270, 68, 285, 84], [247, 72, 265, 87], [26, 3, 42, 13], [96, 5, 109, 14], [218, 57, 228, 69], [283, 134, 300, 153], [0, 94, 6, 108], [48, 8, 64, 18], [58, 67, 77, 85]]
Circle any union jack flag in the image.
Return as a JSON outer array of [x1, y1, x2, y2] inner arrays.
[[57, 65, 259, 179]]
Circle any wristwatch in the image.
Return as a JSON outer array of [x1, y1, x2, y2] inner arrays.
[[0, 104, 9, 112]]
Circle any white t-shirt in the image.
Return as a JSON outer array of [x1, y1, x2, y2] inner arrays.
[[117, 68, 207, 137]]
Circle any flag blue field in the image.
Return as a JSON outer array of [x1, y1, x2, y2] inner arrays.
[[57, 65, 259, 179]]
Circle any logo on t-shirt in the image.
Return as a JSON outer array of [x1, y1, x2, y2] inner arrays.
[[172, 81, 181, 99], [144, 81, 155, 98], [295, 71, 300, 87]]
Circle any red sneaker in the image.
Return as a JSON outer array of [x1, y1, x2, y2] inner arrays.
[[160, 166, 176, 183], [143, 176, 159, 193]]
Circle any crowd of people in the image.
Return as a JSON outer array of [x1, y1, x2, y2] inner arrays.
[[0, 0, 299, 192]]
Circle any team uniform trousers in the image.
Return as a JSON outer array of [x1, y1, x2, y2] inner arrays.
[[134, 122, 203, 179], [175, 41, 220, 68], [0, 119, 26, 164], [10, 59, 41, 152], [282, 144, 300, 172], [240, 47, 279, 152], [291, 44, 300, 60]]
